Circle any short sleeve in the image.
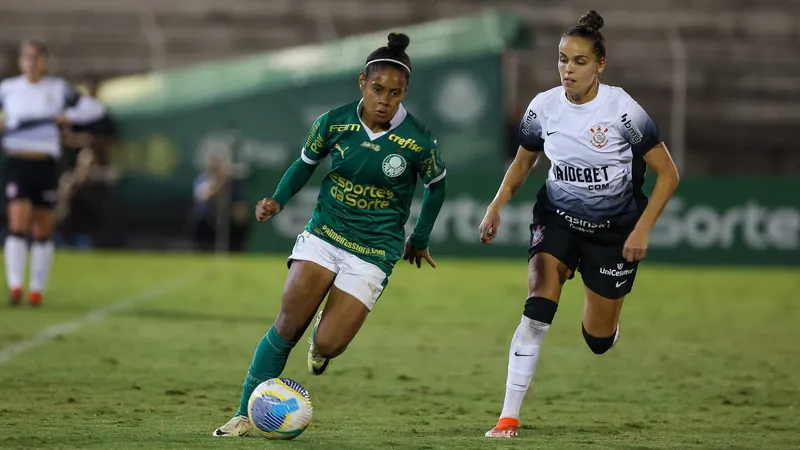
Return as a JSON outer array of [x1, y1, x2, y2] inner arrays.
[[518, 94, 544, 152], [300, 112, 330, 165], [420, 136, 446, 188], [618, 92, 662, 156]]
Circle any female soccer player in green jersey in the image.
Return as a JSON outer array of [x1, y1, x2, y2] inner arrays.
[[214, 32, 448, 437]]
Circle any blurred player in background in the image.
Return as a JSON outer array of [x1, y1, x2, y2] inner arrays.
[[0, 39, 106, 307], [54, 147, 116, 249], [214, 32, 448, 437], [479, 11, 680, 437], [60, 75, 116, 171], [191, 150, 250, 252]]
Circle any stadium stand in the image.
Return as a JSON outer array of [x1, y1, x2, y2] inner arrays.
[[0, 0, 797, 174]]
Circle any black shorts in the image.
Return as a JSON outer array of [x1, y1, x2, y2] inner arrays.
[[2, 154, 59, 208], [528, 204, 639, 300]]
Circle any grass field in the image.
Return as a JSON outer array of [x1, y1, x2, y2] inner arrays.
[[0, 251, 798, 449]]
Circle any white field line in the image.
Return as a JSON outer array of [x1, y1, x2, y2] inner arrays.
[[0, 268, 209, 365]]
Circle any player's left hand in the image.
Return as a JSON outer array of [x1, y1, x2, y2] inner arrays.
[[255, 198, 281, 222], [55, 113, 70, 126], [623, 227, 649, 262], [403, 237, 436, 269]]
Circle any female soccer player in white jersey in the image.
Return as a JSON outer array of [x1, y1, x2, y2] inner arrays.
[[479, 11, 680, 437], [1, 39, 106, 307]]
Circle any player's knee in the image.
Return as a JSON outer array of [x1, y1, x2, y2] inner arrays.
[[273, 310, 309, 342], [582, 323, 618, 355], [523, 296, 559, 325], [31, 219, 54, 240], [7, 211, 32, 234], [31, 222, 53, 240], [312, 334, 347, 359]]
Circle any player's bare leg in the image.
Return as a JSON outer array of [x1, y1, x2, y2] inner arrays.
[[486, 253, 570, 438], [5, 199, 32, 306], [213, 261, 334, 437], [28, 207, 55, 306], [307, 286, 369, 375], [581, 287, 625, 354]]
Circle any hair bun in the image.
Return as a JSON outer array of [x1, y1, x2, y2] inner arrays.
[[578, 10, 604, 31], [387, 33, 410, 52]]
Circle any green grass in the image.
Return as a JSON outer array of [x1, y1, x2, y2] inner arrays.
[[0, 251, 799, 449]]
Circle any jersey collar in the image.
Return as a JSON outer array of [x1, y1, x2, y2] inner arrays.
[[357, 99, 407, 141], [559, 82, 609, 110]]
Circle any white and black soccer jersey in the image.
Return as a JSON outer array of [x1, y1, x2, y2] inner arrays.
[[519, 83, 661, 227], [0, 75, 105, 158]]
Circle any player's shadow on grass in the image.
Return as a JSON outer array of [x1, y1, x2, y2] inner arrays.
[[121, 308, 273, 325], [406, 424, 652, 440]]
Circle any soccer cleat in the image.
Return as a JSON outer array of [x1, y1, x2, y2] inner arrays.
[[485, 417, 520, 438], [9, 287, 22, 306], [212, 415, 251, 437], [307, 311, 330, 375], [29, 291, 42, 307]]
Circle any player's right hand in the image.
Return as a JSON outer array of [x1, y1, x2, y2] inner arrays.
[[479, 206, 501, 244], [255, 198, 281, 222]]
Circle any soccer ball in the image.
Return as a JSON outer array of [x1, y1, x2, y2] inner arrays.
[[247, 377, 313, 440]]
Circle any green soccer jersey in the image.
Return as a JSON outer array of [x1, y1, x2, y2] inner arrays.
[[299, 100, 446, 276]]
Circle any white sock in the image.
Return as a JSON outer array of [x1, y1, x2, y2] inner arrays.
[[4, 235, 28, 289], [29, 240, 55, 292], [500, 316, 551, 420]]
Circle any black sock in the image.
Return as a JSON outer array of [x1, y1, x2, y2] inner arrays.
[[523, 296, 558, 324]]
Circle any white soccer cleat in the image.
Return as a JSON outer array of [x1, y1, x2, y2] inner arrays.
[[212, 415, 251, 437], [485, 417, 520, 438], [308, 311, 330, 375]]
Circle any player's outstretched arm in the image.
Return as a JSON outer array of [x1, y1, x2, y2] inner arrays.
[[259, 112, 331, 222], [479, 147, 540, 244], [254, 157, 320, 222], [60, 80, 106, 125], [622, 142, 680, 261], [404, 178, 446, 269]]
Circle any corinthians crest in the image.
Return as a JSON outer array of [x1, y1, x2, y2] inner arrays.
[[531, 224, 545, 247], [590, 126, 609, 149]]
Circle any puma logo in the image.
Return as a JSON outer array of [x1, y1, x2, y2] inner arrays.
[[334, 143, 348, 158]]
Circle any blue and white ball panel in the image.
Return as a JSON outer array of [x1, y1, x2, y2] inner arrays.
[[247, 378, 313, 440]]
